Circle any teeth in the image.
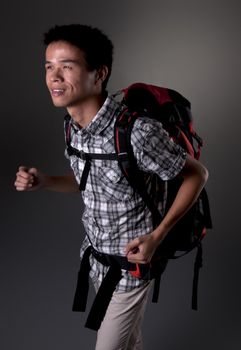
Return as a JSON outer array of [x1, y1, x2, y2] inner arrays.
[[53, 89, 64, 92]]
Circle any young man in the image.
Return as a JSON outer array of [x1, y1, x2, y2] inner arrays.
[[15, 24, 208, 350]]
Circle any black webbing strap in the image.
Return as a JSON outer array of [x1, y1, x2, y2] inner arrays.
[[66, 144, 119, 191], [191, 243, 203, 310], [85, 264, 123, 330], [72, 246, 92, 312], [72, 246, 145, 331], [79, 157, 91, 191], [152, 273, 162, 303], [201, 188, 213, 229]]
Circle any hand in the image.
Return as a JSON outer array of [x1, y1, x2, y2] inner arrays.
[[14, 166, 45, 191], [125, 233, 160, 264]]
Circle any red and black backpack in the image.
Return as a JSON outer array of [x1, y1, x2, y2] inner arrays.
[[113, 83, 212, 308], [114, 83, 212, 251]]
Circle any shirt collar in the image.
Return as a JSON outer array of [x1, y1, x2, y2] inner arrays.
[[69, 95, 121, 135]]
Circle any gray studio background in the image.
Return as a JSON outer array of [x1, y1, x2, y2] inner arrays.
[[1, 0, 241, 349]]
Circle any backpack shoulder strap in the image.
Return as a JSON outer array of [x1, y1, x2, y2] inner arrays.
[[114, 108, 162, 227], [64, 114, 72, 150]]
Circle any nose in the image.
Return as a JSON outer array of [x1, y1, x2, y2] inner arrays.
[[49, 68, 64, 82]]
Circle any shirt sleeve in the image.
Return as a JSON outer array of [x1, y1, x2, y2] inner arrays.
[[131, 117, 187, 180], [64, 147, 70, 160]]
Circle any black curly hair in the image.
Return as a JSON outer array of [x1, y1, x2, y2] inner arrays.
[[43, 24, 114, 90]]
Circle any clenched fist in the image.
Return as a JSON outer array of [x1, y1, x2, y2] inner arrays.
[[14, 166, 44, 191]]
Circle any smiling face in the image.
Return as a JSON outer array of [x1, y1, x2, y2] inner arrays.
[[45, 40, 102, 111]]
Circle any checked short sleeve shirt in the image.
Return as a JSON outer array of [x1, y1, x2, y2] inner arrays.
[[65, 93, 187, 292]]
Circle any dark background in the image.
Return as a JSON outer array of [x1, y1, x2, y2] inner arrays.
[[1, 0, 241, 349]]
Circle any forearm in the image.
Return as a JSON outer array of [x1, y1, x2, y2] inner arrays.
[[152, 157, 208, 244], [15, 166, 79, 193], [44, 173, 79, 193], [125, 156, 209, 264]]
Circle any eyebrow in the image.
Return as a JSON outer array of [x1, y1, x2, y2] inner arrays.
[[45, 59, 79, 64]]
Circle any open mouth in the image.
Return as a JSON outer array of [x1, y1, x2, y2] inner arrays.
[[51, 89, 65, 97]]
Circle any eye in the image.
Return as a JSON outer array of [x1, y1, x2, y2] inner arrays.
[[45, 65, 53, 71], [63, 65, 73, 70]]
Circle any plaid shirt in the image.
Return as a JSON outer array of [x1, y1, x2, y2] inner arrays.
[[65, 94, 187, 292]]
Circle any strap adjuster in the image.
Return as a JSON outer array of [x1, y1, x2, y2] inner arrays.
[[67, 146, 87, 160], [117, 152, 129, 160]]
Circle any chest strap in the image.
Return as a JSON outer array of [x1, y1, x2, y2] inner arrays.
[[67, 145, 119, 191]]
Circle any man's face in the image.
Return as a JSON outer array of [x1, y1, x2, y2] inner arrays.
[[45, 40, 99, 109]]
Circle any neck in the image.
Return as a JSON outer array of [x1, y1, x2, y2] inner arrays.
[[67, 93, 107, 128]]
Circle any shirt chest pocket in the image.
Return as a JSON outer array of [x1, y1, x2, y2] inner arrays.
[[98, 165, 135, 202]]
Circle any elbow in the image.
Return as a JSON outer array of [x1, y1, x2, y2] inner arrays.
[[181, 155, 209, 185], [193, 160, 209, 186], [201, 164, 209, 185]]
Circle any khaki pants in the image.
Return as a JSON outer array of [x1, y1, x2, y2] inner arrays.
[[95, 281, 151, 350]]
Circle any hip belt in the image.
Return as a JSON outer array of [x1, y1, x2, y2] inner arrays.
[[72, 245, 166, 331]]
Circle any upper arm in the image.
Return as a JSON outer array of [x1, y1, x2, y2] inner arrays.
[[180, 154, 209, 181], [131, 117, 187, 180]]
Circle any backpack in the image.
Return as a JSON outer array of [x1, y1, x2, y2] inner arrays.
[[66, 82, 212, 319], [113, 83, 212, 309]]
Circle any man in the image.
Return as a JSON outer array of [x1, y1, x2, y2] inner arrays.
[[15, 24, 208, 350]]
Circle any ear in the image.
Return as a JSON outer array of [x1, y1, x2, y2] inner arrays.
[[95, 65, 109, 85]]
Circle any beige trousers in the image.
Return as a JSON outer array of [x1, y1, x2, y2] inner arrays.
[[95, 281, 151, 350]]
